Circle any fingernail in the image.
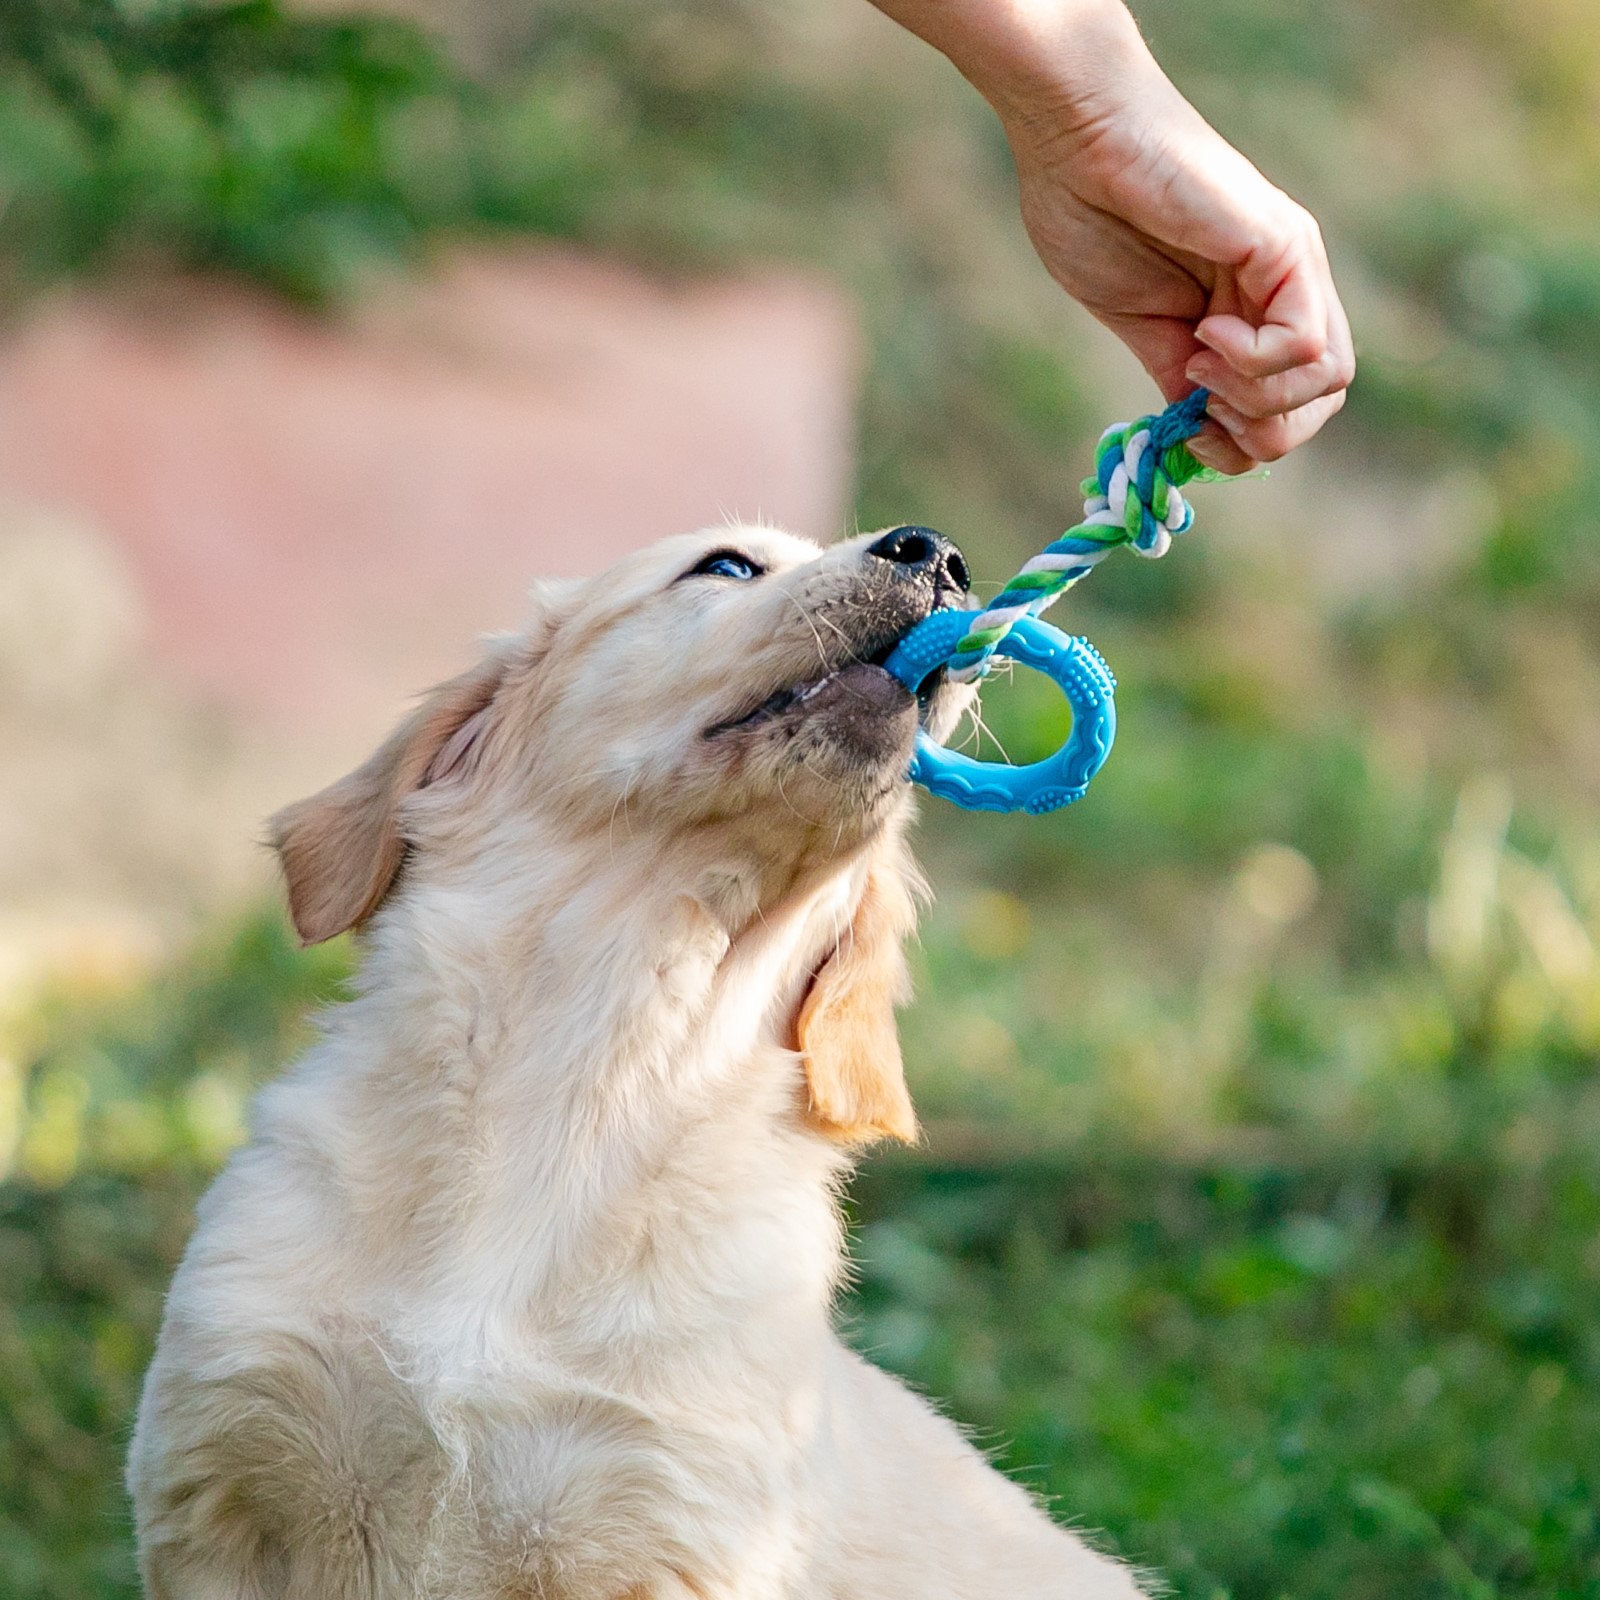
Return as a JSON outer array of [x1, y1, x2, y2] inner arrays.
[[1184, 362, 1206, 386], [1193, 326, 1220, 352], [1207, 399, 1246, 434]]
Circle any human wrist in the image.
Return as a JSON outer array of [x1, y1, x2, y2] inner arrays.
[[872, 0, 1163, 137]]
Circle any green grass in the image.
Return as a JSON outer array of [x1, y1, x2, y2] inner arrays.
[[3, 912, 1597, 1599], [853, 1154, 1600, 1600], [0, 915, 349, 1597]]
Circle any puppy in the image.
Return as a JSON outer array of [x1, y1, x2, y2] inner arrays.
[[128, 526, 1144, 1599]]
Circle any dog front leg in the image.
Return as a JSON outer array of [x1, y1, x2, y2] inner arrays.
[[819, 1347, 1148, 1600], [137, 1537, 289, 1600]]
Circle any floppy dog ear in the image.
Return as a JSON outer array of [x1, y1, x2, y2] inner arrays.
[[796, 852, 919, 1146], [270, 648, 511, 945]]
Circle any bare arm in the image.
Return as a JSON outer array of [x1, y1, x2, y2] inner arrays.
[[870, 0, 1355, 470]]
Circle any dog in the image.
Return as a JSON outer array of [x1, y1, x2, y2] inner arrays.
[[128, 525, 1145, 1599]]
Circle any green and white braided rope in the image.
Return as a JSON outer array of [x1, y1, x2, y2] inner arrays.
[[948, 388, 1220, 681]]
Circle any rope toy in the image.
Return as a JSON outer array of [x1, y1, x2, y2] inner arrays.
[[883, 388, 1222, 814]]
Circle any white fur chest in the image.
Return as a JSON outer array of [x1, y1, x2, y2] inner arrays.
[[405, 1356, 821, 1600], [384, 1179, 837, 1597], [180, 1055, 845, 1599]]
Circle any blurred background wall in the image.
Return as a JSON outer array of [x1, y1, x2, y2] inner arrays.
[[1, 2, 1598, 1596], [0, 249, 855, 946]]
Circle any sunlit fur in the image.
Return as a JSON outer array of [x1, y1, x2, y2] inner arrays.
[[127, 527, 1144, 1599]]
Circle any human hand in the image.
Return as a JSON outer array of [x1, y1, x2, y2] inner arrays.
[[1004, 64, 1354, 471], [871, 0, 1354, 472]]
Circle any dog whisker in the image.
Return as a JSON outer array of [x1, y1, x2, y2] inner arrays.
[[777, 583, 836, 676]]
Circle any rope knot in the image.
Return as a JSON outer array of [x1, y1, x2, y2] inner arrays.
[[946, 389, 1216, 681]]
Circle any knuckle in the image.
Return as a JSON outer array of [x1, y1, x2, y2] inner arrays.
[[1245, 421, 1291, 463], [1287, 326, 1328, 366], [1284, 201, 1325, 251], [1240, 346, 1286, 380]]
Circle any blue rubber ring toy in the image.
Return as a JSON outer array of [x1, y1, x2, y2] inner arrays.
[[882, 609, 1117, 815]]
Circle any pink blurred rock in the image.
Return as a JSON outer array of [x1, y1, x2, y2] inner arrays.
[[0, 246, 858, 751]]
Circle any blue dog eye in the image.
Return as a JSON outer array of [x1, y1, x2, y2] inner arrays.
[[688, 550, 763, 581]]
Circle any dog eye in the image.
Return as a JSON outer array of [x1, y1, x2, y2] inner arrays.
[[684, 550, 764, 582]]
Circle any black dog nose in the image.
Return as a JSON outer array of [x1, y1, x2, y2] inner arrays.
[[866, 525, 971, 597]]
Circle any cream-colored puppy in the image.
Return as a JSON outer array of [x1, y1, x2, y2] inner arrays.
[[128, 526, 1145, 1599]]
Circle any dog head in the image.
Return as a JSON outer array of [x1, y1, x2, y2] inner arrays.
[[271, 524, 975, 1143]]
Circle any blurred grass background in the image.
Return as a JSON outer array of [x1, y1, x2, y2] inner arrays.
[[2, 0, 1599, 1595]]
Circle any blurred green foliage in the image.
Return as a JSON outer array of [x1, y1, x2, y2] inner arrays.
[[2, 0, 1600, 1596], [0, 916, 349, 1597], [853, 1154, 1600, 1600]]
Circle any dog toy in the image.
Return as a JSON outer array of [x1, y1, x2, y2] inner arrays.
[[883, 388, 1220, 815]]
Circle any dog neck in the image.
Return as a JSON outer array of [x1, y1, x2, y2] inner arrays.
[[268, 807, 869, 1385]]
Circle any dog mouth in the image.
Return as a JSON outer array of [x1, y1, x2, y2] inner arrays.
[[703, 627, 951, 740]]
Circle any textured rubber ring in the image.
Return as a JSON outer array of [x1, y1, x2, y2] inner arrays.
[[883, 609, 1117, 815]]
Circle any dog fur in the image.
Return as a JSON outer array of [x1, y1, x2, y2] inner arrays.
[[128, 527, 1145, 1599]]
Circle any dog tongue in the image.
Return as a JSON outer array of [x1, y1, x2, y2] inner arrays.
[[826, 661, 914, 709], [801, 661, 914, 724]]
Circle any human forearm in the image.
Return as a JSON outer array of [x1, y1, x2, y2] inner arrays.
[[866, 0, 1162, 133], [870, 0, 1355, 466]]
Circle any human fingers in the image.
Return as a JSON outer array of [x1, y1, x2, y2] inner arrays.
[[1103, 317, 1256, 475], [1206, 388, 1347, 464], [1186, 421, 1254, 476], [1185, 303, 1354, 418], [1193, 306, 1324, 378], [1194, 208, 1337, 379]]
